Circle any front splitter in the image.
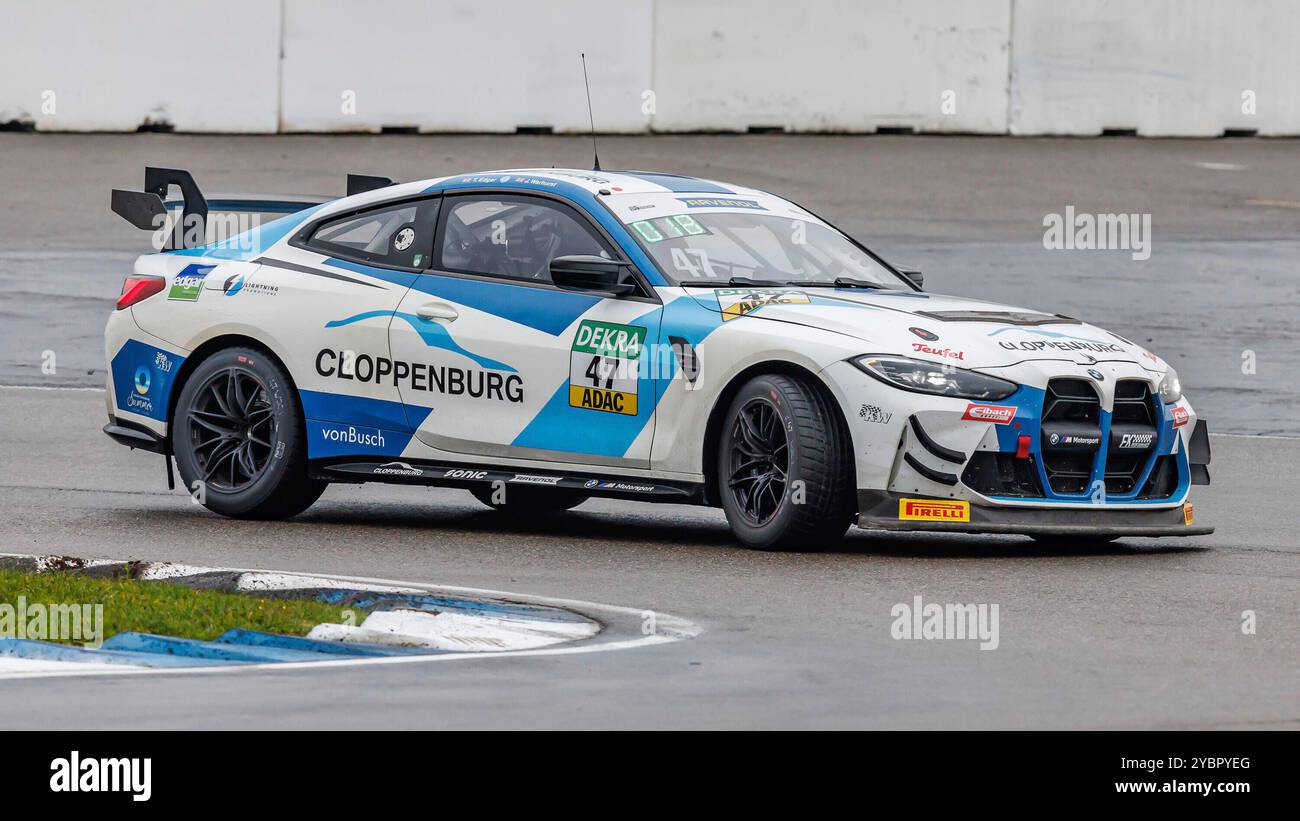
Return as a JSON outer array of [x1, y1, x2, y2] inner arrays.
[[856, 491, 1214, 537]]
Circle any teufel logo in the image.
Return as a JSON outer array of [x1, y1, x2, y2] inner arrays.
[[961, 403, 1017, 424]]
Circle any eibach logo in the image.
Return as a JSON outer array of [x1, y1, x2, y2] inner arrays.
[[962, 403, 1017, 424], [1172, 406, 1189, 427]]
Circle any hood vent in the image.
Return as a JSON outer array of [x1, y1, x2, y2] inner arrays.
[[914, 310, 1080, 326]]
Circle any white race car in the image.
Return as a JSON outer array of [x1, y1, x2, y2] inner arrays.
[[104, 166, 1212, 550]]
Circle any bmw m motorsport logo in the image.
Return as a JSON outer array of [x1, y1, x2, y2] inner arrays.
[[316, 349, 523, 403]]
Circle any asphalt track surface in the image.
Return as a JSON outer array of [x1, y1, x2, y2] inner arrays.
[[0, 135, 1296, 728]]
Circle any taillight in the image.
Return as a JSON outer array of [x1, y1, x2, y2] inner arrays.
[[117, 275, 166, 310]]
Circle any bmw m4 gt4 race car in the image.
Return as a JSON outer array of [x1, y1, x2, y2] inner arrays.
[[104, 166, 1212, 550]]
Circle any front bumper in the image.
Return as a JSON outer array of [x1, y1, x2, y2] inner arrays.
[[855, 490, 1213, 537]]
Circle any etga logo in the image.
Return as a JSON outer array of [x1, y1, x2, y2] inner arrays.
[[898, 498, 971, 522], [961, 403, 1016, 424], [167, 263, 214, 301], [50, 751, 151, 801], [1172, 406, 1189, 427]]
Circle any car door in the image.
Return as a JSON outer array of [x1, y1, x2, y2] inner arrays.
[[389, 191, 663, 468], [276, 196, 440, 457]]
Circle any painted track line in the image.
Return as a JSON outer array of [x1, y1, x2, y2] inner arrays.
[[0, 558, 701, 682], [0, 384, 105, 392]]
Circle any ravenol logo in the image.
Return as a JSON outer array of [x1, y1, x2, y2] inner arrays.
[[133, 366, 151, 395], [677, 197, 765, 210], [167, 264, 215, 301], [569, 320, 646, 416], [899, 498, 971, 522]]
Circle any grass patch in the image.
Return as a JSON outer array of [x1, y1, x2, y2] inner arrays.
[[0, 568, 362, 644]]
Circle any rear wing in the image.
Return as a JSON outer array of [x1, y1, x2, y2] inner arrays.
[[110, 167, 393, 249]]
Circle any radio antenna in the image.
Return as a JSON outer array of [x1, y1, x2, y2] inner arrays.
[[581, 53, 601, 171]]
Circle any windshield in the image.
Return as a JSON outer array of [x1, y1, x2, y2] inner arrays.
[[622, 210, 910, 288]]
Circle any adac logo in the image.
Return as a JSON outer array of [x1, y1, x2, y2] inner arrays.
[[223, 273, 246, 296], [133, 366, 151, 395]]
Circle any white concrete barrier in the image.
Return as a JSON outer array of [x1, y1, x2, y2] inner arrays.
[[0, 0, 281, 133], [1, 0, 1296, 135], [278, 0, 653, 132], [1009, 0, 1300, 136], [650, 0, 1012, 133]]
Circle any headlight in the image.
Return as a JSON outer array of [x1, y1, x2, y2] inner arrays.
[[850, 355, 1017, 400], [1158, 368, 1182, 403]]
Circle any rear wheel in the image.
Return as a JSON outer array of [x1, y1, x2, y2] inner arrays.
[[469, 485, 586, 514], [172, 347, 325, 519], [717, 373, 855, 551]]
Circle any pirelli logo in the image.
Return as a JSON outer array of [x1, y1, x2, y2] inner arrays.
[[569, 320, 645, 416], [898, 498, 971, 522]]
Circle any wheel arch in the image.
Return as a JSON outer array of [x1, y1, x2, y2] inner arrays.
[[701, 360, 856, 507], [165, 333, 303, 449]]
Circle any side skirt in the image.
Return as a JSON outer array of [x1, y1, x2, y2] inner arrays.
[[308, 458, 708, 506]]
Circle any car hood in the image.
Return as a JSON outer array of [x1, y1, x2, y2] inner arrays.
[[686, 286, 1169, 371]]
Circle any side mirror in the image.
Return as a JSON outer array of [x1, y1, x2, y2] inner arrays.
[[899, 268, 924, 290], [550, 255, 637, 296]]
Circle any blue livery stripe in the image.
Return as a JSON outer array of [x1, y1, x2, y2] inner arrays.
[[408, 273, 599, 337], [619, 171, 735, 194], [300, 388, 411, 431], [326, 310, 515, 372], [170, 203, 329, 261], [511, 295, 724, 457], [323, 257, 420, 289]]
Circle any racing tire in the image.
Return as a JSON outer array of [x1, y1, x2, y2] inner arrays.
[[172, 347, 326, 520], [469, 485, 587, 514], [717, 373, 856, 551]]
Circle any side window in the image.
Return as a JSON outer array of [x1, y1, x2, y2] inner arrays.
[[437, 195, 614, 283], [306, 198, 440, 269]]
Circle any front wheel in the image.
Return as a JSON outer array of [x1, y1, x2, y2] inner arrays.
[[172, 347, 325, 519], [718, 374, 855, 551]]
